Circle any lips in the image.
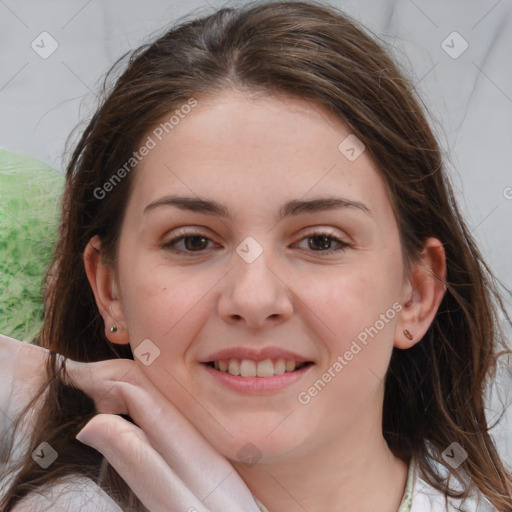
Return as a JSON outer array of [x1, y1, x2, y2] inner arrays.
[[201, 359, 314, 394]]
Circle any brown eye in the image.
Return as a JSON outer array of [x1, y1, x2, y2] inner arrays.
[[182, 235, 209, 251], [162, 232, 215, 254], [307, 234, 335, 251], [295, 231, 350, 255]]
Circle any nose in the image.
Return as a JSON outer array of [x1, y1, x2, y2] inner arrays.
[[217, 242, 294, 330]]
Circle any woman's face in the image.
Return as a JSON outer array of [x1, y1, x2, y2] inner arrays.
[[110, 90, 409, 464]]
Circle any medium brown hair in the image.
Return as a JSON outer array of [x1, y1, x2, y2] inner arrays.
[[2, 1, 512, 510]]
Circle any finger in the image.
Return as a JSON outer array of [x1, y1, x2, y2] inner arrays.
[[64, 359, 135, 416], [76, 414, 209, 512], [66, 360, 261, 512]]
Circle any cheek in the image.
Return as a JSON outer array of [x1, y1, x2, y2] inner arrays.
[[309, 261, 401, 350], [117, 263, 210, 400], [117, 249, 216, 341], [291, 275, 399, 432], [297, 258, 402, 417]]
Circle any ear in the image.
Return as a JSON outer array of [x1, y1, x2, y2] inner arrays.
[[83, 235, 130, 345], [395, 237, 447, 349]]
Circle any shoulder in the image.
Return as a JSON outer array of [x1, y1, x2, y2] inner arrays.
[[10, 477, 123, 512], [410, 458, 498, 512]]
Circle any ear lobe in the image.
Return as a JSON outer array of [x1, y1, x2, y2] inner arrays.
[[83, 235, 130, 345], [395, 237, 447, 349]]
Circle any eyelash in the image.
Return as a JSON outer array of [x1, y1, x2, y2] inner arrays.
[[161, 229, 350, 256]]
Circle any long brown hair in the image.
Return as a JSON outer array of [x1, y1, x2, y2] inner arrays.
[[2, 1, 512, 510]]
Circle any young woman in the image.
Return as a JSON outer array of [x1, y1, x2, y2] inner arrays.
[[1, 1, 511, 511]]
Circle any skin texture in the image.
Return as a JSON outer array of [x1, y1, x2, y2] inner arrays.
[[83, 90, 446, 512]]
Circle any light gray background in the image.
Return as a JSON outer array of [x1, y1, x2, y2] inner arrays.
[[1, 0, 511, 463]]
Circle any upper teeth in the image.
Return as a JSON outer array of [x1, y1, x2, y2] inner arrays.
[[213, 358, 301, 377]]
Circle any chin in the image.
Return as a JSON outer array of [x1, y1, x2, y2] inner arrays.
[[209, 424, 310, 466]]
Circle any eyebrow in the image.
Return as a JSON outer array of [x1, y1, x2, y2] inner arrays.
[[143, 195, 372, 219]]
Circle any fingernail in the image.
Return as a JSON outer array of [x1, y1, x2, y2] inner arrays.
[[75, 424, 93, 446]]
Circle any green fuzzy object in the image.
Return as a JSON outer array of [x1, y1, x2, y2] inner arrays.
[[0, 148, 64, 342]]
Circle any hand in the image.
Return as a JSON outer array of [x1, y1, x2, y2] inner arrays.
[[66, 358, 264, 512], [0, 334, 263, 511]]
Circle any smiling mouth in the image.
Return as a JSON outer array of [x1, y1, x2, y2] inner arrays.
[[203, 359, 314, 378]]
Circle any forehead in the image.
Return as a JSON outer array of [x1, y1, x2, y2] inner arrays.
[[127, 90, 392, 221]]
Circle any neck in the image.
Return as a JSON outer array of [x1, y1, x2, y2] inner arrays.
[[232, 402, 409, 512]]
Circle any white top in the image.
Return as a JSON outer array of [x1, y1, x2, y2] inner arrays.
[[2, 452, 499, 512], [406, 457, 498, 512]]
